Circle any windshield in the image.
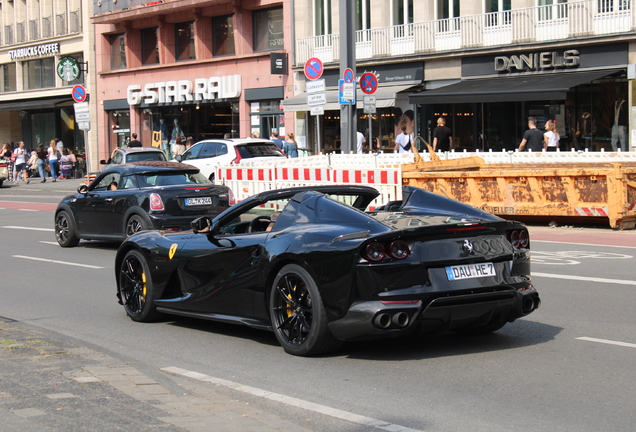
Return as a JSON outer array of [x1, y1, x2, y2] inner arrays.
[[127, 152, 167, 163], [136, 172, 211, 187]]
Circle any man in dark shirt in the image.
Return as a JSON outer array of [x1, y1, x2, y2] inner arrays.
[[518, 117, 544, 152], [432, 117, 453, 152], [128, 133, 142, 147]]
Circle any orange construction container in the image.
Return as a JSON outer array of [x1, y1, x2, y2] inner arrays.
[[402, 161, 636, 230]]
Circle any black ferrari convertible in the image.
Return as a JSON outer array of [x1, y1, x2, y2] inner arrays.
[[115, 185, 540, 356]]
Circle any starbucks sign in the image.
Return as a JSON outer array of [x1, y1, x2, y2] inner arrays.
[[57, 57, 80, 81]]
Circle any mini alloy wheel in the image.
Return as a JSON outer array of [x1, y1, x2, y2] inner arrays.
[[126, 215, 148, 237], [55, 210, 79, 247]]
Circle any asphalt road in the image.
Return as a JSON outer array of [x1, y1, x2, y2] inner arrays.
[[1, 180, 635, 432]]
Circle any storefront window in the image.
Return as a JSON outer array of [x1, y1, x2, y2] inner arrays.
[[253, 7, 284, 52], [142, 27, 159, 65], [110, 33, 126, 70], [31, 112, 55, 148], [175, 22, 195, 61], [0, 63, 16, 92], [23, 57, 55, 90], [213, 15, 235, 56], [110, 110, 131, 149]]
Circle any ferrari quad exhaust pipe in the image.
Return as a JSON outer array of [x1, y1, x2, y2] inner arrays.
[[523, 297, 535, 313], [534, 297, 541, 310], [392, 312, 409, 328], [374, 313, 392, 329]]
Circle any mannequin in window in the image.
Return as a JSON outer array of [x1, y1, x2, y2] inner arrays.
[[170, 119, 186, 156], [158, 118, 169, 157]]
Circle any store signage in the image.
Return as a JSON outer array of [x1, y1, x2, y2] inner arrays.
[[127, 75, 242, 105], [495, 49, 580, 72], [8, 42, 59, 60], [58, 57, 80, 81]]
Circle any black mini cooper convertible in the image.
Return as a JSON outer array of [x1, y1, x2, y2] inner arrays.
[[115, 185, 540, 356]]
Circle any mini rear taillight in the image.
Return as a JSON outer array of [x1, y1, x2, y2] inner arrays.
[[228, 189, 236, 206], [364, 243, 386, 261], [149, 193, 164, 211], [231, 147, 242, 164], [388, 240, 410, 259]]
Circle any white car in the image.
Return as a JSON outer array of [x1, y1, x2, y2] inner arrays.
[[175, 138, 286, 180]]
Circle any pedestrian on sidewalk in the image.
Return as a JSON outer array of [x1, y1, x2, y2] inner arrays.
[[128, 133, 142, 148], [284, 132, 298, 158], [47, 139, 60, 181], [36, 144, 48, 183], [432, 117, 453, 152], [12, 141, 29, 184], [518, 116, 544, 152], [59, 148, 76, 179], [1, 143, 13, 182], [543, 119, 560, 152]]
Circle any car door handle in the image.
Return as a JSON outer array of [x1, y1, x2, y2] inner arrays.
[[105, 198, 113, 202]]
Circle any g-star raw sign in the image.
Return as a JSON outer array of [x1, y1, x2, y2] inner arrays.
[[9, 42, 59, 60], [127, 75, 242, 106], [495, 49, 580, 72]]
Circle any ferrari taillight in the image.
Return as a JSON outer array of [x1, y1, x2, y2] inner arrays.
[[364, 243, 386, 261], [388, 240, 410, 259], [149, 193, 164, 211], [228, 188, 236, 206], [506, 228, 529, 248]]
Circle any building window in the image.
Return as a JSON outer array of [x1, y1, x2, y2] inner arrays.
[[356, 0, 371, 31], [175, 21, 195, 61], [253, 7, 284, 52], [538, 0, 568, 21], [0, 64, 16, 93], [23, 57, 55, 90], [213, 15, 235, 56], [437, 0, 460, 32], [110, 33, 126, 70], [314, 0, 332, 35], [142, 27, 159, 65], [485, 0, 511, 26], [392, 0, 414, 25]]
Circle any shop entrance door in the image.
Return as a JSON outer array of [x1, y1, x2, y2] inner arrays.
[[260, 115, 280, 139]]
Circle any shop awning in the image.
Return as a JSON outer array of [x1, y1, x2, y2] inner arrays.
[[283, 83, 421, 112], [0, 97, 71, 111], [409, 69, 623, 105]]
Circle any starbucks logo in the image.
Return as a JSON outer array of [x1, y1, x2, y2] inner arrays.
[[57, 58, 80, 82]]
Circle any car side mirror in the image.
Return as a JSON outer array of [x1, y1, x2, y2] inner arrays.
[[99, 159, 106, 165], [191, 216, 212, 234], [77, 185, 88, 194], [175, 154, 183, 162]]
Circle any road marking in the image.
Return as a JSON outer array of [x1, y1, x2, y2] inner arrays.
[[2, 226, 54, 232], [162, 366, 423, 432], [533, 272, 636, 286], [533, 240, 636, 250], [39, 241, 59, 246], [12, 255, 104, 269], [577, 337, 636, 349]]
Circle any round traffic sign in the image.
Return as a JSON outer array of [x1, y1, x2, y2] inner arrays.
[[72, 85, 87, 103], [360, 72, 378, 95], [343, 68, 354, 83], [304, 57, 324, 81]]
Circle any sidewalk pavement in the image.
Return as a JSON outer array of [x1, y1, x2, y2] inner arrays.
[[0, 317, 316, 432]]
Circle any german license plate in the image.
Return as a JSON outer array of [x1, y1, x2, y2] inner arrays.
[[185, 197, 212, 206], [446, 262, 496, 281]]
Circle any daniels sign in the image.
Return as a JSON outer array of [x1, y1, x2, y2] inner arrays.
[[495, 49, 580, 72], [127, 75, 242, 105]]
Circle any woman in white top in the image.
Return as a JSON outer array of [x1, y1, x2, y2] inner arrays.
[[47, 139, 60, 181], [543, 120, 560, 152]]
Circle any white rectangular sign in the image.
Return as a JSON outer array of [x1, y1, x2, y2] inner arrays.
[[310, 106, 324, 116], [75, 112, 90, 122], [306, 79, 326, 94], [73, 102, 89, 113], [342, 83, 354, 99], [363, 96, 376, 104], [307, 92, 326, 106], [363, 104, 376, 114], [78, 121, 90, 131]]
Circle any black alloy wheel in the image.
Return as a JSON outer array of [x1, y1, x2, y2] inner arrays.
[[269, 264, 341, 356], [126, 214, 148, 237], [55, 210, 80, 247], [118, 250, 161, 322]]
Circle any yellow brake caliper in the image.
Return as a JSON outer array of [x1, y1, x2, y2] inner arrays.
[[286, 283, 295, 318], [141, 272, 147, 302]]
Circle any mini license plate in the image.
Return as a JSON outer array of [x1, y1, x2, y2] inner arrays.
[[185, 197, 212, 206], [446, 262, 496, 281]]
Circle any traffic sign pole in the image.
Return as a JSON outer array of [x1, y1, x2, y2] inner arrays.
[[339, 0, 356, 154]]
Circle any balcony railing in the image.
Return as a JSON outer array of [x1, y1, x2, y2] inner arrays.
[[29, 19, 39, 41], [56, 13, 67, 35], [4, 25, 13, 45], [70, 9, 82, 33], [296, 0, 635, 65], [42, 17, 52, 38], [16, 22, 26, 44]]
